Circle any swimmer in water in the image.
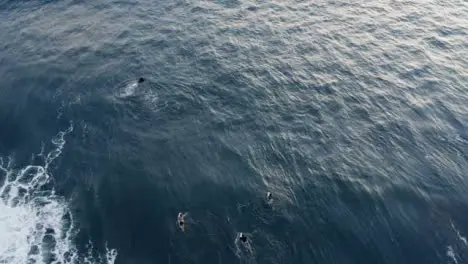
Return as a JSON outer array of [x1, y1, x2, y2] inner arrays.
[[177, 212, 185, 232], [138, 77, 145, 84], [239, 232, 248, 243]]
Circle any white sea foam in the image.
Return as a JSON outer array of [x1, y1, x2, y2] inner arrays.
[[119, 82, 138, 98], [451, 222, 468, 246], [143, 90, 159, 106], [446, 245, 458, 264], [0, 125, 117, 264]]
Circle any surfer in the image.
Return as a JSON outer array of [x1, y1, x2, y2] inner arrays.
[[239, 232, 248, 243], [138, 77, 145, 84], [266, 192, 272, 201], [177, 212, 185, 231]]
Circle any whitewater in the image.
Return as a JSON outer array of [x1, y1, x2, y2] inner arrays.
[[0, 125, 116, 264]]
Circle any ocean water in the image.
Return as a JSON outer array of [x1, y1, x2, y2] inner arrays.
[[0, 0, 467, 263]]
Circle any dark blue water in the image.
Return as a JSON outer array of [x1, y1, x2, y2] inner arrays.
[[1, 0, 468, 263]]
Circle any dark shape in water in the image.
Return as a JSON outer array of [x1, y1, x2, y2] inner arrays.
[[178, 212, 186, 231], [239, 233, 247, 243], [45, 228, 55, 235], [138, 77, 145, 83]]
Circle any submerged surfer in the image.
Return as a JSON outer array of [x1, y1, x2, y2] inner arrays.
[[177, 212, 185, 231], [138, 77, 145, 84]]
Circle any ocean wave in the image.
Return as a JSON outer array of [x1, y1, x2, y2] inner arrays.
[[0, 125, 116, 264]]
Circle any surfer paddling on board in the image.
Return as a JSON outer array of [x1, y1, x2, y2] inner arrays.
[[235, 232, 255, 256], [177, 212, 186, 232], [239, 232, 248, 243]]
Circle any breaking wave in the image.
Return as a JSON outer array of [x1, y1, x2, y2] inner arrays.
[[0, 125, 117, 264]]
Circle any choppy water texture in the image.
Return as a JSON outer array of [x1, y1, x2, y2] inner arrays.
[[1, 0, 468, 263]]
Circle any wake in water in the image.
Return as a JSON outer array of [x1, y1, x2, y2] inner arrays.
[[447, 246, 459, 264], [451, 222, 468, 246], [0, 125, 117, 264], [116, 78, 145, 98], [445, 222, 468, 264], [119, 82, 138, 98]]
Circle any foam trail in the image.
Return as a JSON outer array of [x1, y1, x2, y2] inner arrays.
[[447, 246, 458, 264], [451, 222, 468, 246], [0, 125, 117, 264], [119, 82, 138, 98]]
